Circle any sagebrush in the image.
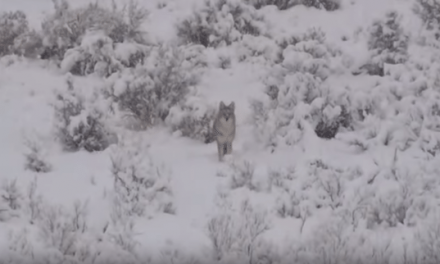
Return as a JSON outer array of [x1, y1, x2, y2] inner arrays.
[[41, 0, 148, 60], [53, 77, 112, 152], [106, 44, 201, 130], [177, 0, 266, 48]]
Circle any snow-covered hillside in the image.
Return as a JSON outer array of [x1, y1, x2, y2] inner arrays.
[[1, 0, 440, 263]]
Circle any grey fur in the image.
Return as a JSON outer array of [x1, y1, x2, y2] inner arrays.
[[213, 101, 236, 161]]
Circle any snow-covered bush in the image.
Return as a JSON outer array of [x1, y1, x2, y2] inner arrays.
[[38, 202, 89, 260], [308, 159, 346, 210], [246, 0, 340, 11], [176, 0, 266, 48], [160, 242, 209, 264], [268, 166, 303, 219], [171, 111, 215, 142], [4, 177, 143, 263], [53, 76, 113, 152], [235, 34, 281, 64], [250, 73, 345, 147], [299, 160, 350, 210], [109, 136, 175, 220], [167, 100, 217, 142], [280, 197, 411, 264], [105, 44, 202, 130], [268, 160, 363, 225], [41, 0, 148, 60], [339, 61, 440, 151], [11, 29, 44, 58], [298, 214, 392, 264], [61, 30, 152, 76], [419, 100, 440, 156], [415, 212, 440, 264], [364, 11, 409, 76], [23, 136, 52, 173], [7, 228, 35, 263], [244, 0, 296, 10], [207, 193, 271, 263], [0, 10, 31, 56], [300, 0, 340, 11], [366, 188, 409, 228], [251, 28, 353, 147], [165, 65, 217, 142], [114, 42, 150, 68], [304, 215, 354, 264], [365, 153, 440, 229], [275, 28, 342, 78], [0, 10, 43, 58], [0, 179, 23, 222], [413, 0, 440, 41], [61, 30, 122, 76], [26, 177, 43, 225], [23, 197, 125, 264], [218, 160, 259, 191]]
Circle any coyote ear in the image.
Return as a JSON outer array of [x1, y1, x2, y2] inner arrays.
[[229, 101, 235, 111], [219, 101, 226, 109]]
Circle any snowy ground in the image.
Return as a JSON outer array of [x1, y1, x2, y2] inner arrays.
[[1, 0, 440, 263]]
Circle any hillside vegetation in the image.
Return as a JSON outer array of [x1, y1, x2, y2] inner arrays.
[[1, 0, 440, 263]]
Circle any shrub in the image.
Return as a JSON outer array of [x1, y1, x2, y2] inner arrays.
[[53, 76, 113, 152], [415, 213, 440, 264], [114, 42, 149, 68], [7, 228, 35, 262], [251, 28, 353, 147], [105, 44, 201, 130], [0, 179, 22, 222], [366, 189, 409, 228], [0, 10, 30, 56], [25, 199, 117, 264], [168, 102, 217, 142], [414, 0, 440, 39], [23, 137, 52, 173], [160, 244, 208, 264], [61, 30, 122, 76], [364, 11, 409, 76], [229, 160, 258, 190], [251, 73, 348, 146], [308, 159, 347, 210], [61, 30, 152, 76], [244, 0, 296, 10], [38, 202, 88, 259], [26, 177, 43, 224], [41, 0, 148, 60], [176, 0, 266, 48], [11, 30, 44, 58], [268, 160, 363, 225], [207, 194, 271, 263], [246, 0, 340, 11], [109, 136, 175, 219], [6, 177, 143, 263], [301, 0, 340, 11], [166, 83, 218, 143], [1, 179, 22, 211], [275, 28, 341, 79], [268, 167, 304, 219], [235, 34, 281, 63], [172, 112, 215, 142]]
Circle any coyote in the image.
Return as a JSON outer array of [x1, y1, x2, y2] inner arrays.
[[213, 101, 236, 161]]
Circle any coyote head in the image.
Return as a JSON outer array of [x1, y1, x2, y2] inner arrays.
[[219, 101, 235, 121]]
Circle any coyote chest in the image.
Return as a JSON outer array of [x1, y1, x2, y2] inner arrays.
[[215, 117, 235, 139]]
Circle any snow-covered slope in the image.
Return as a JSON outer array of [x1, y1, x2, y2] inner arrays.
[[1, 0, 440, 263]]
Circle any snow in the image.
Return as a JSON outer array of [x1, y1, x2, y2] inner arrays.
[[1, 0, 440, 263]]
